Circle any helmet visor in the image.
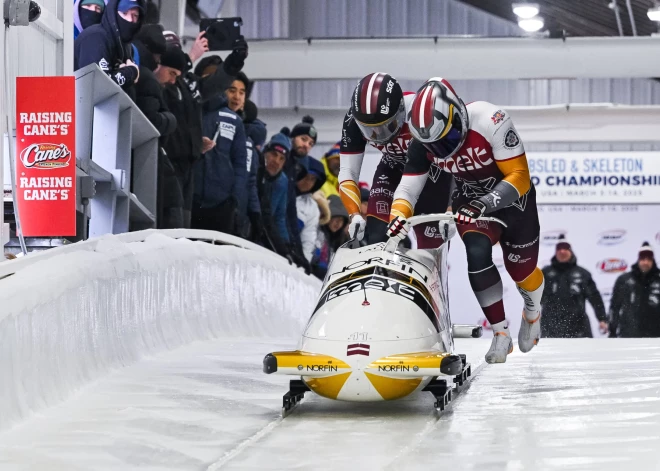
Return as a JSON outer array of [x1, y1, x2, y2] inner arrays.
[[355, 100, 406, 144], [422, 113, 465, 160]]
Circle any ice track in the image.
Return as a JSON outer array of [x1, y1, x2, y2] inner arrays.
[[2, 338, 660, 470]]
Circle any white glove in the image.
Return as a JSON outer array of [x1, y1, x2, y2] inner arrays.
[[348, 214, 367, 241], [439, 219, 457, 242], [386, 216, 410, 241]]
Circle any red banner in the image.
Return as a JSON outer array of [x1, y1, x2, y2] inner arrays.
[[16, 76, 76, 236]]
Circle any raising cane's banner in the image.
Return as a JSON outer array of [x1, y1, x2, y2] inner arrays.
[[16, 76, 76, 236]]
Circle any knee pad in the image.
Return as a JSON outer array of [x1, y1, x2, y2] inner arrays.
[[463, 232, 493, 272]]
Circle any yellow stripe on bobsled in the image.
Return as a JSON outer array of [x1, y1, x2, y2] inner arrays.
[[263, 351, 351, 376], [304, 372, 352, 400], [364, 372, 422, 400], [365, 351, 456, 378]]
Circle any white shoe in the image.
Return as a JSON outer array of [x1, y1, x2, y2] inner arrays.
[[485, 321, 513, 364], [518, 311, 541, 353]]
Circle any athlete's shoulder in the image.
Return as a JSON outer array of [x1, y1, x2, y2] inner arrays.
[[467, 101, 508, 132]]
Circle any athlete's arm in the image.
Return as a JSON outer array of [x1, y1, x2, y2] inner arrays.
[[338, 111, 368, 216], [390, 139, 433, 220], [478, 116, 531, 213]]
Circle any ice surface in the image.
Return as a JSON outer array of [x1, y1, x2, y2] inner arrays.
[[2, 339, 660, 470], [0, 234, 320, 431]]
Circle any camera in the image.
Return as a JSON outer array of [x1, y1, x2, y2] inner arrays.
[[4, 0, 41, 26]]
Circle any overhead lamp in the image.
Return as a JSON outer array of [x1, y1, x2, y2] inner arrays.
[[512, 2, 540, 19], [648, 6, 660, 21], [518, 16, 545, 32]]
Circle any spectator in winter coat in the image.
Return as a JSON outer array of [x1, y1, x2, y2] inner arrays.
[[73, 0, 107, 39], [541, 235, 608, 338], [320, 142, 341, 198], [74, 0, 145, 98], [244, 119, 268, 243], [162, 32, 247, 227], [609, 242, 660, 338], [192, 94, 247, 234], [258, 132, 291, 257], [311, 195, 349, 280], [296, 158, 327, 262], [225, 72, 249, 116], [284, 116, 318, 272]]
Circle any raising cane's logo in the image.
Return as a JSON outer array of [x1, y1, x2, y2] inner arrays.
[[597, 258, 628, 273], [20, 143, 71, 169]]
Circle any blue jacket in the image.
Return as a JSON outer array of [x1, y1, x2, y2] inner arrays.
[[194, 96, 248, 215], [284, 150, 306, 255], [74, 0, 144, 90], [246, 138, 261, 214], [258, 166, 289, 254]]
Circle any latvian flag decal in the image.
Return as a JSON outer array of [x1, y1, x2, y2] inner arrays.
[[347, 343, 370, 356]]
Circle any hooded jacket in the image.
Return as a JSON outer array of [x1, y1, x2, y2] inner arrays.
[[311, 195, 349, 279], [609, 262, 660, 338], [133, 41, 177, 139], [320, 143, 341, 198], [541, 255, 607, 338], [245, 119, 267, 216], [74, 0, 109, 39], [194, 95, 247, 214], [296, 158, 327, 262], [74, 0, 145, 93]]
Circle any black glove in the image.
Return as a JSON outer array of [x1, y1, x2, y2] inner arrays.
[[248, 211, 263, 240], [223, 35, 248, 76], [455, 200, 486, 225], [289, 245, 312, 275]]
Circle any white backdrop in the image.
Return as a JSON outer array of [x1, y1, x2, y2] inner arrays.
[[356, 151, 660, 337]]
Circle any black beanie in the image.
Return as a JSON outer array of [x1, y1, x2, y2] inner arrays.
[[135, 24, 166, 55], [160, 46, 187, 73], [290, 115, 317, 144], [193, 55, 222, 77]]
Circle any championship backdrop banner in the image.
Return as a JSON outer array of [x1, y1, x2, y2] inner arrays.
[[529, 152, 660, 204], [16, 76, 76, 236]]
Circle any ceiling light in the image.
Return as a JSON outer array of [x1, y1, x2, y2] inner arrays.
[[518, 16, 545, 32], [648, 6, 660, 21], [512, 3, 540, 19]]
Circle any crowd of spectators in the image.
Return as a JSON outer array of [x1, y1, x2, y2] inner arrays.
[[71, 0, 358, 279]]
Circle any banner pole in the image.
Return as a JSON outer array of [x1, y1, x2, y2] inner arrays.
[[4, 26, 26, 255]]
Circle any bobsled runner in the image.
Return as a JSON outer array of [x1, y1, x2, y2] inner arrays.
[[264, 212, 506, 416]]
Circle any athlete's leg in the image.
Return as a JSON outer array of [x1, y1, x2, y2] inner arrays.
[[365, 158, 403, 244], [413, 170, 453, 249], [499, 188, 543, 352]]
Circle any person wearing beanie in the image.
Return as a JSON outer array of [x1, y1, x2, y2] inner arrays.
[[257, 132, 293, 259], [74, 0, 107, 39], [320, 142, 341, 198], [283, 115, 318, 271], [609, 242, 660, 338], [75, 0, 146, 97], [540, 234, 607, 338], [296, 158, 328, 262], [310, 195, 349, 280]]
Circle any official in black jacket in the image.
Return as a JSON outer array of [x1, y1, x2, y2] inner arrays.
[[74, 0, 146, 98], [161, 31, 247, 228], [541, 235, 608, 338], [609, 242, 660, 338]]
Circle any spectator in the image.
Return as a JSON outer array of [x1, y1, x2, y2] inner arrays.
[[541, 235, 608, 338], [311, 195, 349, 279], [74, 0, 145, 98], [296, 158, 327, 262], [162, 31, 247, 227], [225, 72, 250, 116], [74, 0, 107, 39], [191, 78, 248, 234], [320, 142, 341, 197], [284, 116, 317, 271], [313, 191, 331, 227], [609, 242, 660, 338], [243, 104, 268, 242], [258, 131, 292, 258]]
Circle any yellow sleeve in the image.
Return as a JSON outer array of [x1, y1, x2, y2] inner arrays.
[[495, 153, 531, 196], [390, 199, 414, 221], [339, 180, 361, 216]]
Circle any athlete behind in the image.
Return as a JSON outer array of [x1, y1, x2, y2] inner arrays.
[[338, 73, 453, 248], [386, 77, 544, 364]]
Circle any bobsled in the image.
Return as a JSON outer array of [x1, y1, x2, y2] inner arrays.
[[263, 213, 505, 416]]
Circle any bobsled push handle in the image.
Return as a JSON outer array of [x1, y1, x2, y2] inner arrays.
[[407, 212, 508, 229]]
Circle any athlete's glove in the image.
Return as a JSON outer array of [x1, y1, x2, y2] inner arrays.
[[455, 200, 486, 225], [348, 214, 367, 241], [386, 216, 410, 241]]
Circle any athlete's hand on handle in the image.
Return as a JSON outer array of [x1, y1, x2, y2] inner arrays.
[[386, 216, 410, 241], [348, 214, 367, 241], [455, 200, 486, 225]]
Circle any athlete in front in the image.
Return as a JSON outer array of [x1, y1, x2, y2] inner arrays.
[[338, 72, 453, 247], [386, 77, 544, 364]]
